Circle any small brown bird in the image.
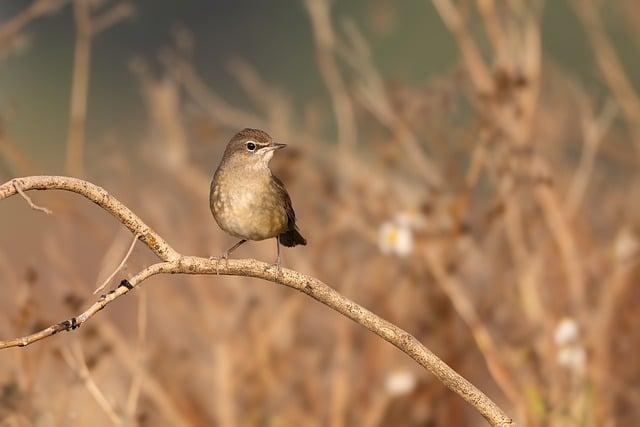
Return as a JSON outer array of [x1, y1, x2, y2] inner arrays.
[[210, 128, 306, 270]]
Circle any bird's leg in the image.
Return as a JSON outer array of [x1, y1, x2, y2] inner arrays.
[[225, 239, 248, 257], [274, 238, 281, 275], [211, 239, 247, 274]]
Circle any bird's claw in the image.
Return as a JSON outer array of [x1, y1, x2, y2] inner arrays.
[[209, 253, 229, 275], [274, 258, 282, 278]]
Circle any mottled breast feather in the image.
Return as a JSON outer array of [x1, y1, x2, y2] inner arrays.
[[210, 168, 289, 241]]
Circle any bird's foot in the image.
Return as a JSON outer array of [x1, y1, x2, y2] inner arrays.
[[273, 256, 282, 278], [209, 253, 229, 275]]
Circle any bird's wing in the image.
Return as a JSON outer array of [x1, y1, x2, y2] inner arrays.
[[272, 175, 297, 229]]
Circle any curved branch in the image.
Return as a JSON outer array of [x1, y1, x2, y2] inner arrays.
[[0, 176, 179, 261], [0, 176, 513, 427]]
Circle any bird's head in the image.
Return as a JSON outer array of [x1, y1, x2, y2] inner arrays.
[[221, 128, 286, 169]]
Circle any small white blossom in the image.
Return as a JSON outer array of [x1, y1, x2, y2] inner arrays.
[[557, 346, 586, 374], [385, 370, 417, 396], [554, 317, 579, 346], [378, 221, 413, 256]]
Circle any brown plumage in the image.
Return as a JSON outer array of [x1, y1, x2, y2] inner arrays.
[[210, 128, 306, 269]]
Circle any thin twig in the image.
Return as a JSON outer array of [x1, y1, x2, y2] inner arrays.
[[94, 232, 139, 294], [565, 98, 617, 216], [62, 344, 124, 426], [571, 0, 640, 158], [0, 0, 70, 55], [13, 179, 52, 214], [66, 0, 133, 176], [432, 0, 493, 94], [424, 246, 522, 408], [160, 55, 267, 130], [303, 0, 357, 153], [0, 175, 513, 427], [66, 0, 92, 177], [125, 289, 147, 423]]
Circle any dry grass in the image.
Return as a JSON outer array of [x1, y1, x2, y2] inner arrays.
[[1, 0, 640, 426]]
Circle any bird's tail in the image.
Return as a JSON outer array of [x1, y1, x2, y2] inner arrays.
[[279, 228, 307, 247]]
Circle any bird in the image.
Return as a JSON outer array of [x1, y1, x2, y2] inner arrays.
[[210, 128, 306, 271]]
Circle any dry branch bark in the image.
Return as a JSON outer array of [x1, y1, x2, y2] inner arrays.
[[0, 175, 514, 427]]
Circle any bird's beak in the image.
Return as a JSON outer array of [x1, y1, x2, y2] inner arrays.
[[262, 143, 287, 152]]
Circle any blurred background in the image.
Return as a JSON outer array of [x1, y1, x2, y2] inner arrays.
[[1, 0, 639, 425]]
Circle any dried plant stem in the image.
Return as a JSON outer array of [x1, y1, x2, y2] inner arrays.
[[0, 132, 40, 175], [571, 0, 640, 156], [424, 247, 521, 409], [66, 0, 92, 177], [304, 0, 357, 154], [162, 57, 267, 130], [0, 0, 70, 52], [65, 0, 134, 176], [329, 276, 355, 427], [432, 0, 493, 93], [476, 0, 507, 62], [62, 344, 124, 426], [0, 175, 513, 427], [565, 99, 617, 216], [212, 342, 237, 427], [534, 180, 585, 311], [94, 232, 139, 294], [125, 290, 147, 423]]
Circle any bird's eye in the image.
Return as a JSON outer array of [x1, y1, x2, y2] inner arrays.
[[246, 142, 256, 151]]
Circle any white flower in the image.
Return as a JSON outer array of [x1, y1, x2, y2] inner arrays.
[[554, 317, 586, 375], [385, 370, 417, 396], [554, 317, 579, 346], [557, 346, 586, 374], [378, 221, 413, 256]]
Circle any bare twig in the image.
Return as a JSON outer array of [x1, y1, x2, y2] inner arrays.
[[0, 0, 70, 55], [93, 232, 140, 294], [212, 342, 237, 427], [160, 55, 267, 130], [337, 21, 443, 188], [66, 0, 133, 176], [91, 2, 135, 35], [0, 130, 40, 175], [65, 0, 92, 177], [432, 0, 493, 94], [124, 289, 147, 423], [566, 98, 617, 216], [0, 175, 513, 427], [62, 344, 124, 426], [303, 0, 357, 154], [571, 0, 640, 157], [12, 179, 52, 214], [424, 246, 522, 408]]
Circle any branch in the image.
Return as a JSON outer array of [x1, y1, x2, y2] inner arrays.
[[0, 176, 513, 427]]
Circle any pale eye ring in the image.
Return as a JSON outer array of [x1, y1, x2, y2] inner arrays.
[[246, 141, 256, 151]]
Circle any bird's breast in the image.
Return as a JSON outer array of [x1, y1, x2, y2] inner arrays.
[[210, 173, 287, 241]]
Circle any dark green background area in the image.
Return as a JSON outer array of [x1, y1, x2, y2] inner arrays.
[[0, 1, 637, 170]]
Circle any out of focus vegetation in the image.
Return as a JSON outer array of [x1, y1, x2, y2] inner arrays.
[[1, 0, 640, 426]]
